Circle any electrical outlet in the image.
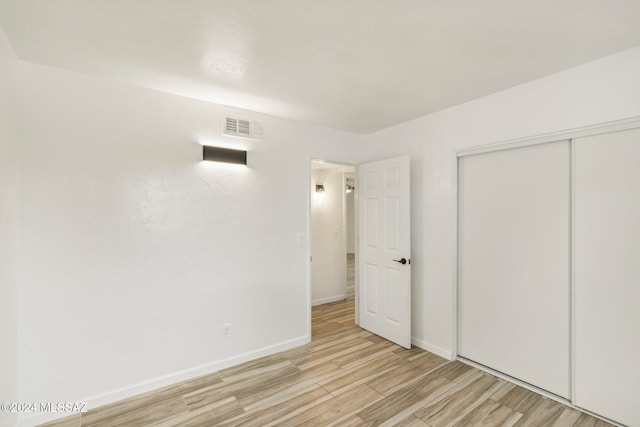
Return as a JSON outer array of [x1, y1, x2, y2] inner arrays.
[[222, 323, 232, 336]]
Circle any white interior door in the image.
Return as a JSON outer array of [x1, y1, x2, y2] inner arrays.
[[358, 156, 411, 348], [458, 141, 571, 398], [574, 128, 640, 427]]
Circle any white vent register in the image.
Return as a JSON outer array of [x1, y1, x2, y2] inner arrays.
[[223, 117, 263, 140]]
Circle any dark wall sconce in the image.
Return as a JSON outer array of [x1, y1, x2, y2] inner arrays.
[[203, 145, 247, 165], [315, 184, 325, 193]]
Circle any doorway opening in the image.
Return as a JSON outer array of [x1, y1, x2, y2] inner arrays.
[[310, 160, 357, 311]]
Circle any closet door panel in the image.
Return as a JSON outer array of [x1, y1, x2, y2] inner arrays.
[[574, 128, 640, 426], [458, 141, 570, 398]]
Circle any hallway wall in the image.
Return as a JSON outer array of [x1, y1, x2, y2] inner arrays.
[[311, 169, 347, 305]]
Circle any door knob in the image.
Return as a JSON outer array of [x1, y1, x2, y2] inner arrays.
[[393, 258, 409, 265]]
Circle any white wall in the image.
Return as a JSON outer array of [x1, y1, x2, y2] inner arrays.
[[0, 25, 19, 427], [362, 46, 640, 358], [14, 60, 363, 425], [311, 169, 347, 305]]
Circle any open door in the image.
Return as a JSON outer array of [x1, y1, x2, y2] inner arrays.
[[358, 156, 411, 348]]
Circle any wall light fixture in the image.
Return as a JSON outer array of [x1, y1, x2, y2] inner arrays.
[[346, 177, 355, 193], [203, 145, 247, 165]]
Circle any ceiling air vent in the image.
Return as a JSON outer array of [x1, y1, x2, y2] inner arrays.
[[223, 117, 263, 140]]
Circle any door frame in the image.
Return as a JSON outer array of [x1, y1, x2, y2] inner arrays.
[[307, 157, 359, 337], [452, 115, 640, 405]]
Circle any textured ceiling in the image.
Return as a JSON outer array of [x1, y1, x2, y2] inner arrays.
[[1, 0, 639, 133]]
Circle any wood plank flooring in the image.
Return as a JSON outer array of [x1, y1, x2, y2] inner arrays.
[[41, 298, 612, 426], [346, 253, 355, 299]]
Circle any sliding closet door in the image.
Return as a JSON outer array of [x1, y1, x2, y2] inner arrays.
[[574, 128, 640, 427], [458, 141, 570, 398]]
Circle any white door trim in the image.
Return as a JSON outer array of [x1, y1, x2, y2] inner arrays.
[[456, 115, 640, 158]]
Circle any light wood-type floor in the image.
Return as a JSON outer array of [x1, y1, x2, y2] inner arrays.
[[41, 298, 612, 427], [346, 253, 355, 299]]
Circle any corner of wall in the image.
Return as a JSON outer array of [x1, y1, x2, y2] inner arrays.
[[0, 34, 20, 427], [0, 24, 17, 59]]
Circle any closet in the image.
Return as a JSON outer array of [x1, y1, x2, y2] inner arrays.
[[457, 126, 640, 426]]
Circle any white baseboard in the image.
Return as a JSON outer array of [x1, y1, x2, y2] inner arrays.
[[19, 335, 309, 427], [311, 294, 345, 306], [411, 337, 454, 361]]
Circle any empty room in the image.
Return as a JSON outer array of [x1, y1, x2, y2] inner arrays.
[[1, 1, 639, 426]]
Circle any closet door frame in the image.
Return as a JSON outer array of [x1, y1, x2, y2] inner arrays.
[[451, 116, 640, 408]]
